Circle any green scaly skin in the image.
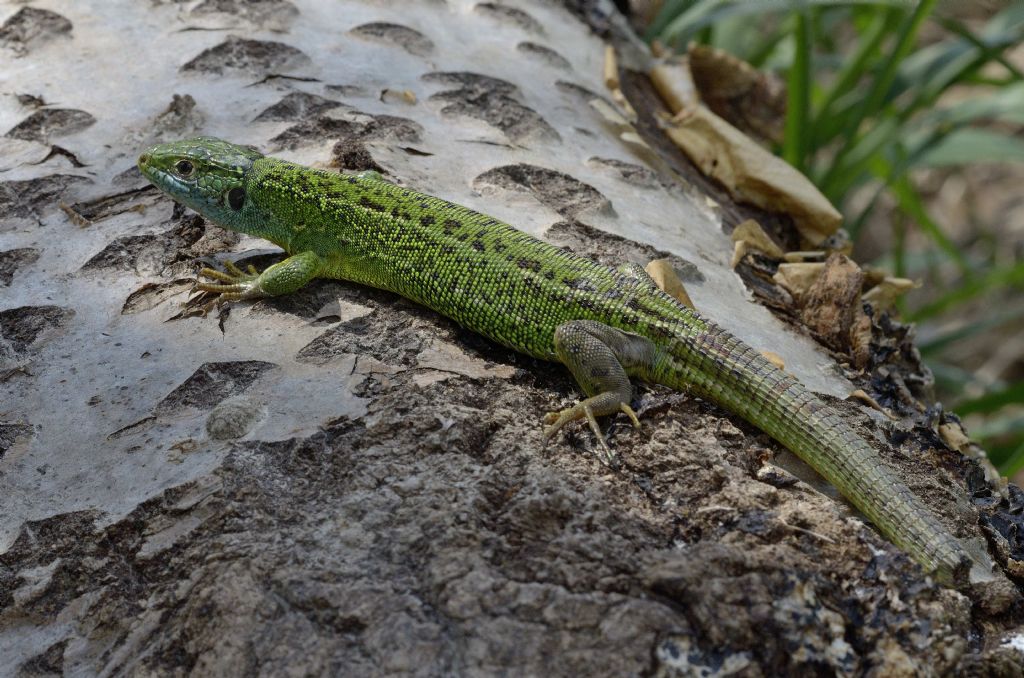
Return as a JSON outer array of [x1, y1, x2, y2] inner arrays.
[[138, 137, 983, 584]]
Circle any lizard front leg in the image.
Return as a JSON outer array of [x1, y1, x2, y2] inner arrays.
[[543, 320, 658, 466], [197, 250, 324, 302]]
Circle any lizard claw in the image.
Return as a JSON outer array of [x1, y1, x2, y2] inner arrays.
[[620, 403, 641, 429], [192, 261, 264, 302], [542, 402, 629, 467]]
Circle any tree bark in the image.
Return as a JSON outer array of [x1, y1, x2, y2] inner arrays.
[[0, 0, 1020, 674]]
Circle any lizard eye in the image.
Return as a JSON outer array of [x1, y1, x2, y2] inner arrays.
[[175, 159, 195, 177], [226, 187, 245, 211]]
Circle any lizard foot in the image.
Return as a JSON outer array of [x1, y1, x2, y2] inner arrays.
[[194, 260, 265, 302], [542, 400, 640, 467]]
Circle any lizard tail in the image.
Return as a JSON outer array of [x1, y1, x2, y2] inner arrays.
[[662, 321, 985, 584]]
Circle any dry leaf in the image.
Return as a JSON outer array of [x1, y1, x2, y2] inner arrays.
[[603, 45, 619, 90], [645, 258, 694, 309], [380, 88, 417, 105], [863, 277, 918, 311], [663, 106, 842, 246], [611, 87, 638, 121], [798, 254, 871, 368], [939, 422, 973, 455], [761, 351, 785, 370], [850, 389, 894, 418], [688, 43, 786, 146], [773, 262, 825, 300], [602, 46, 637, 122], [862, 266, 887, 288], [939, 421, 1006, 489], [850, 313, 873, 370], [730, 218, 784, 268], [649, 60, 698, 114], [782, 251, 825, 262]]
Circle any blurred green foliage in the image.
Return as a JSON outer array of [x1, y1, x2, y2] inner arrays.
[[647, 1, 1024, 473]]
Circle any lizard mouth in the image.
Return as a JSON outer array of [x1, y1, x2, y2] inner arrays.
[[137, 150, 159, 184], [137, 147, 155, 173], [138, 148, 183, 192]]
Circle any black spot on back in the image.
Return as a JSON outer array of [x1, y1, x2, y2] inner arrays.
[[359, 196, 386, 212]]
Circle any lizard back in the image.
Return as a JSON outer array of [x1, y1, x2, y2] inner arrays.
[[246, 157, 705, 360]]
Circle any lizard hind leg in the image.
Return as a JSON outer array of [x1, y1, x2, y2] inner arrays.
[[543, 320, 656, 466]]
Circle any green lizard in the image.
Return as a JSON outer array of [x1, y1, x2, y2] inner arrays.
[[138, 136, 986, 584]]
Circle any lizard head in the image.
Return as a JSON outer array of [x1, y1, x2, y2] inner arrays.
[[138, 137, 264, 227]]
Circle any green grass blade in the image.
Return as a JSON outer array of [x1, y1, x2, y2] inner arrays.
[[928, 361, 982, 395], [917, 127, 1024, 166], [909, 261, 1024, 321], [654, 0, 915, 50], [644, 0, 700, 41], [820, 0, 937, 191], [812, 8, 897, 147], [897, 41, 1018, 129], [888, 175, 970, 275], [654, 0, 732, 48], [845, 173, 892, 240], [973, 418, 1024, 477], [973, 415, 1024, 442], [818, 116, 899, 197], [934, 15, 1024, 82], [911, 82, 1024, 135], [892, 8, 1024, 127], [957, 382, 1024, 416], [783, 10, 812, 170], [998, 438, 1024, 478], [918, 308, 1024, 356]]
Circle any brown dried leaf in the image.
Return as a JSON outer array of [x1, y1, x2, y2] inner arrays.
[[863, 277, 918, 311], [602, 46, 637, 122], [645, 258, 694, 309], [939, 421, 973, 455], [773, 262, 825, 302], [939, 421, 1005, 489], [380, 88, 417, 105], [688, 43, 786, 146], [730, 218, 784, 268], [850, 389, 893, 418], [649, 60, 698, 114], [761, 350, 785, 370], [798, 254, 870, 367], [663, 106, 842, 246], [611, 87, 638, 121], [850, 310, 873, 371], [603, 45, 620, 90], [783, 251, 825, 263]]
